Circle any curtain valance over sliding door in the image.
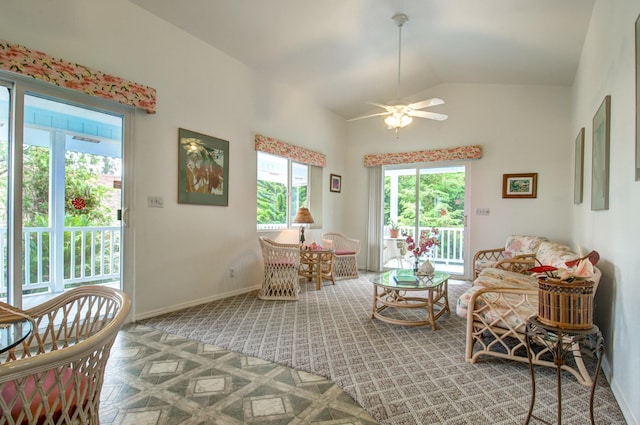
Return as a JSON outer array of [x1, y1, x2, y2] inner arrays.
[[363, 145, 482, 167], [0, 40, 156, 114], [255, 134, 326, 167]]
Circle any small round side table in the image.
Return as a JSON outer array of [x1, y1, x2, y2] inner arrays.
[[524, 316, 604, 425]]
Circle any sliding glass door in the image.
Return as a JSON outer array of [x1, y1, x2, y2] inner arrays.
[[0, 84, 10, 303], [382, 164, 467, 275], [1, 80, 127, 309]]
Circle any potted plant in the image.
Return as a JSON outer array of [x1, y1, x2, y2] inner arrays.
[[389, 220, 400, 238]]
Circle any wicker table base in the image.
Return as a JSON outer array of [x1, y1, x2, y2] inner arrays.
[[369, 270, 450, 330]]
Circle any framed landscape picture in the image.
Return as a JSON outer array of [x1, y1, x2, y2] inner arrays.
[[178, 128, 229, 206], [591, 96, 611, 211], [502, 173, 537, 198], [574, 128, 585, 204]]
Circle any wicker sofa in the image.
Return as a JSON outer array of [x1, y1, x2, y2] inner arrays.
[[457, 240, 601, 385]]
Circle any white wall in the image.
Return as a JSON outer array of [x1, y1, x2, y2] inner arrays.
[[0, 0, 348, 318], [346, 83, 574, 276], [571, 0, 640, 423]]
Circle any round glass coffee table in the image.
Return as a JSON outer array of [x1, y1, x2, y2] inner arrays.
[[369, 269, 450, 330], [0, 319, 33, 354]]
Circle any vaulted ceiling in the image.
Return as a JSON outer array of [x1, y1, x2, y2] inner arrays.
[[131, 0, 595, 120]]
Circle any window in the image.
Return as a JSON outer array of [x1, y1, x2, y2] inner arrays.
[[257, 152, 309, 230]]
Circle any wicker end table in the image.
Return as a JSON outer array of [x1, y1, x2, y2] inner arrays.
[[299, 248, 335, 290]]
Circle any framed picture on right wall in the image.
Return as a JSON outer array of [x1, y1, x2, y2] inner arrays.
[[574, 127, 584, 204], [591, 95, 611, 211], [635, 13, 640, 181]]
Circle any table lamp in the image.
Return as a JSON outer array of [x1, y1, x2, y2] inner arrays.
[[293, 207, 314, 245]]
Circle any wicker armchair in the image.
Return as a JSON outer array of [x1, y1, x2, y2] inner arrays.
[[321, 232, 360, 279], [0, 286, 130, 425], [258, 236, 301, 300]]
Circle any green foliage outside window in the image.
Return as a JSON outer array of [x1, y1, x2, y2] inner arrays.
[[256, 180, 308, 225], [384, 171, 465, 229], [0, 142, 120, 288]]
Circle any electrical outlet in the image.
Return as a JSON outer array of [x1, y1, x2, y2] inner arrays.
[[148, 196, 164, 208], [229, 268, 235, 278], [475, 208, 490, 216]]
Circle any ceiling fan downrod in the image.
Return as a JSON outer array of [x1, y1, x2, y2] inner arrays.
[[392, 13, 408, 101]]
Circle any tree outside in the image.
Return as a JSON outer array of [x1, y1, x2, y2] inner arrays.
[[384, 170, 465, 229], [0, 142, 121, 291]]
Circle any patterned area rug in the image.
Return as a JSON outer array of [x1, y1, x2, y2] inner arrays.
[[142, 275, 625, 425]]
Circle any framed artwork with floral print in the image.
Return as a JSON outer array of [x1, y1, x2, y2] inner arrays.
[[330, 174, 341, 193], [178, 128, 229, 206], [502, 173, 537, 198]]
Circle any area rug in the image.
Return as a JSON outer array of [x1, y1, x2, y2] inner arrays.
[[141, 275, 625, 425]]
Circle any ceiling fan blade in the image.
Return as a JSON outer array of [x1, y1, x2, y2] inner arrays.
[[407, 98, 445, 110], [347, 111, 391, 122], [365, 102, 395, 112], [408, 110, 448, 121]]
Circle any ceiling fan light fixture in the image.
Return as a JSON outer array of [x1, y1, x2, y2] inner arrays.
[[346, 13, 447, 134], [384, 113, 412, 129]]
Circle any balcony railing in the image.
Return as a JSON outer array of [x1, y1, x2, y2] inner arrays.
[[1, 226, 121, 296], [384, 226, 464, 271]]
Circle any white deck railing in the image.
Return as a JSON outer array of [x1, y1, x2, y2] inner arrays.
[[386, 226, 465, 268], [0, 226, 121, 295]]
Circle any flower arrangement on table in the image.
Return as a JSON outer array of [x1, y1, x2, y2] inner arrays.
[[402, 228, 439, 272], [529, 250, 600, 283]]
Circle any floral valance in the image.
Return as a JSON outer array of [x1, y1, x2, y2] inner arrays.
[[0, 40, 156, 114], [255, 134, 326, 167], [363, 144, 482, 167]]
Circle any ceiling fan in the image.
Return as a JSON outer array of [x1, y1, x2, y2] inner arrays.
[[348, 13, 447, 138]]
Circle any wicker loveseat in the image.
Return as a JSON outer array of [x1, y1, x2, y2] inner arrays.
[[457, 240, 601, 385], [0, 286, 130, 425]]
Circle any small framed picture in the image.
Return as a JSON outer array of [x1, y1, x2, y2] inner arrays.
[[330, 174, 341, 193], [502, 173, 537, 198]]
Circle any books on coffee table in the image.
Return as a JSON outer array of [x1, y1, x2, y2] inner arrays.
[[393, 274, 418, 284]]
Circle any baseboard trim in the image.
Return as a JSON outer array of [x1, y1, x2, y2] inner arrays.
[[134, 285, 261, 321], [602, 353, 637, 425]]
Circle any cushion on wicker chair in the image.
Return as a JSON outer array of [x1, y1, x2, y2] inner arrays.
[[0, 286, 130, 425], [2, 366, 88, 423], [334, 250, 356, 255]]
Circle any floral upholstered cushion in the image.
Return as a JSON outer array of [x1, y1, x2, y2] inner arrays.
[[535, 241, 580, 268], [474, 235, 547, 276], [474, 268, 538, 289], [456, 268, 537, 329], [503, 235, 548, 259], [474, 258, 498, 273]]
